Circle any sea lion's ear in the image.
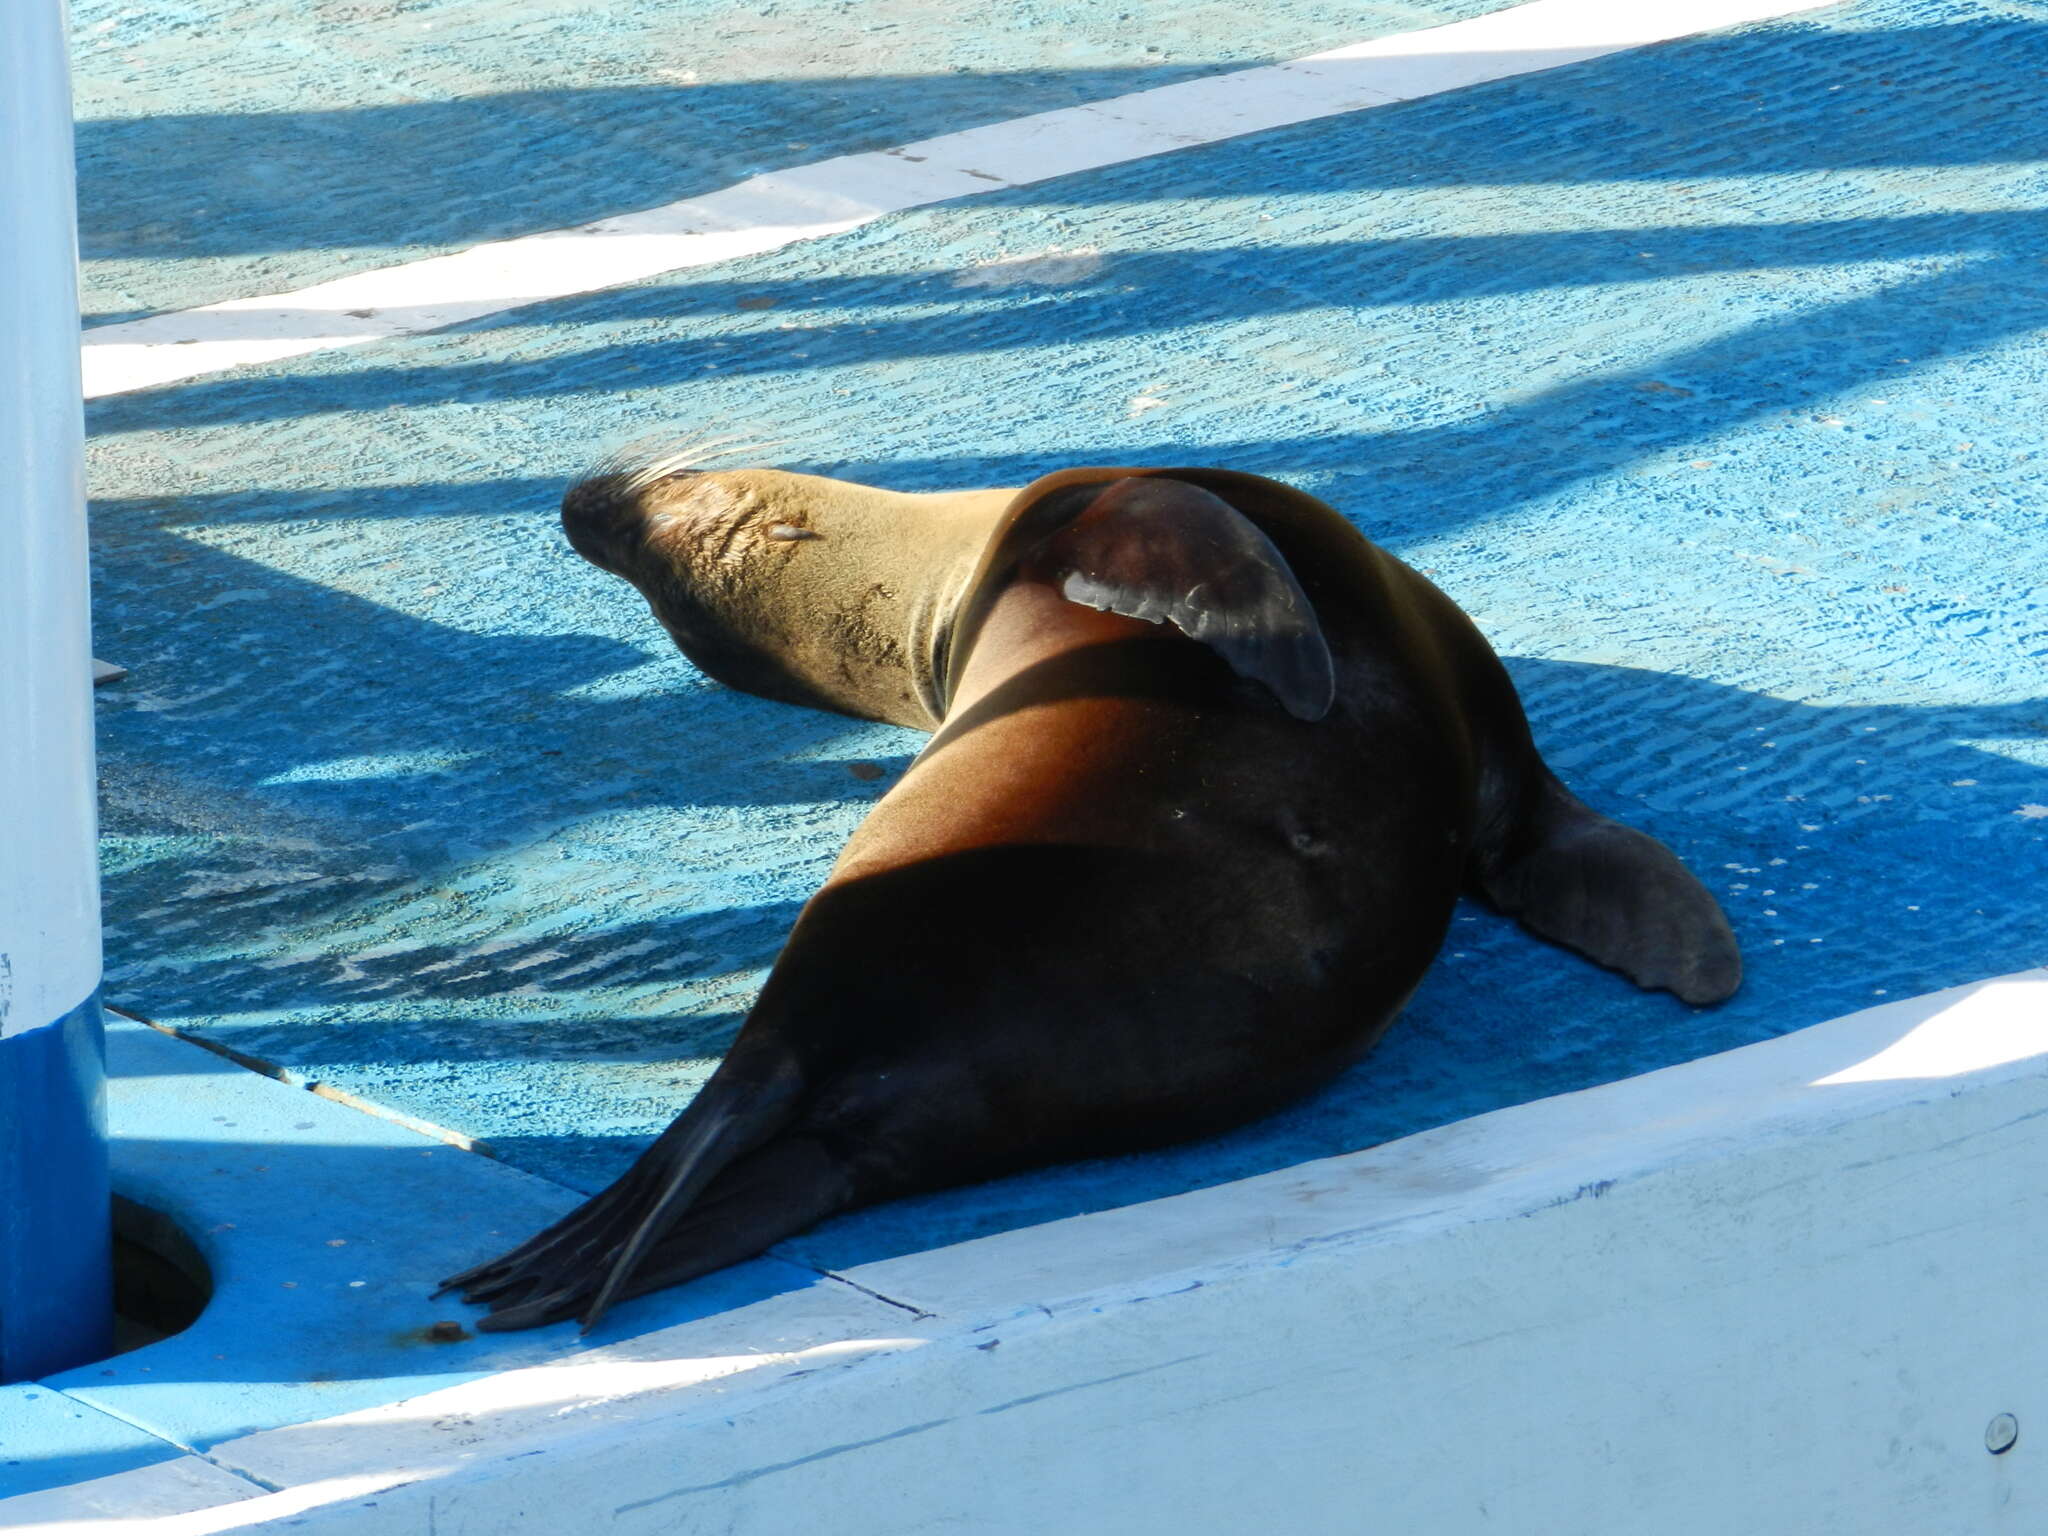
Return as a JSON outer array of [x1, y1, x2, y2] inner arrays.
[[1041, 477, 1336, 721]]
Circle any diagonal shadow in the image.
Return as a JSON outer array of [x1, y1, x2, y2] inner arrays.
[[73, 63, 1244, 269], [83, 226, 2048, 461], [88, 205, 2042, 342], [74, 16, 2048, 277]]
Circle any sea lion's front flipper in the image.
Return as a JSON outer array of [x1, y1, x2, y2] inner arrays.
[[1477, 777, 1742, 1006], [1039, 477, 1335, 721]]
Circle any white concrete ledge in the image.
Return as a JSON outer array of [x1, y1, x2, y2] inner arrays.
[[11, 969, 2043, 1533]]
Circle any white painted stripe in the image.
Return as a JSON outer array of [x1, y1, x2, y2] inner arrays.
[[78, 0, 1836, 399]]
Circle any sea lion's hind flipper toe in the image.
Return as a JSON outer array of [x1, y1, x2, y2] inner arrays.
[[572, 1088, 776, 1332], [470, 1137, 853, 1332], [1478, 781, 1742, 1006], [597, 1137, 856, 1315], [436, 1153, 667, 1306], [440, 1056, 804, 1332], [437, 1157, 677, 1327], [1042, 477, 1335, 721], [473, 1282, 594, 1333]]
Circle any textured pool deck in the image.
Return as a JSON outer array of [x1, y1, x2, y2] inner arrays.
[[23, 0, 2048, 1505]]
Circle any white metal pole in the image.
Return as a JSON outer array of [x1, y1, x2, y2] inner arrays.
[[0, 0, 114, 1380]]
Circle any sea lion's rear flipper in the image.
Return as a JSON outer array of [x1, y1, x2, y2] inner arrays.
[[437, 1049, 804, 1332], [1476, 776, 1742, 1006], [470, 1137, 853, 1333], [1040, 477, 1335, 721]]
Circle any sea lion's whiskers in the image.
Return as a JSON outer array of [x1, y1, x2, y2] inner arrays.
[[591, 416, 739, 476], [690, 436, 787, 465], [597, 434, 789, 496], [616, 436, 749, 487]]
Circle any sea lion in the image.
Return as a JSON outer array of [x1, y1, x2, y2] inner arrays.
[[441, 456, 1741, 1332]]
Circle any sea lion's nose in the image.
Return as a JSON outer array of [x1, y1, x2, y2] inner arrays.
[[559, 472, 642, 571]]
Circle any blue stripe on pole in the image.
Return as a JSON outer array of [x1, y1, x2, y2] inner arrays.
[[0, 991, 111, 1384]]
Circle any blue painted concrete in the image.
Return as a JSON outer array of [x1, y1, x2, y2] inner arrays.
[[41, 1018, 822, 1454], [0, 1381, 186, 1503], [78, 0, 2048, 1314], [0, 993, 112, 1384]]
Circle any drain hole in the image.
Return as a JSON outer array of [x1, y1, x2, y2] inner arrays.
[[111, 1194, 211, 1353]]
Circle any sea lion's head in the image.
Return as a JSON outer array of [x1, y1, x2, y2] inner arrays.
[[561, 445, 1015, 729]]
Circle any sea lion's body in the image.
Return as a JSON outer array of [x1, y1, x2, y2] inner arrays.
[[444, 461, 1740, 1332]]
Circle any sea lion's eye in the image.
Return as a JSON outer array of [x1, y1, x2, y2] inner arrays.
[[767, 524, 820, 542]]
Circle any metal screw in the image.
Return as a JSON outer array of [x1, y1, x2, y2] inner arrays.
[[1986, 1413, 2019, 1455]]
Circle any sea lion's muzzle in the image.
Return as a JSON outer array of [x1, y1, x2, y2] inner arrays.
[[559, 470, 648, 576]]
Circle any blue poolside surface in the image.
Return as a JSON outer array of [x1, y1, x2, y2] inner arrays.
[[79, 0, 2047, 1299]]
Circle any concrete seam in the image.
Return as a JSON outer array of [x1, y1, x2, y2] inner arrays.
[[817, 1271, 940, 1322], [104, 1004, 530, 1168], [41, 1385, 284, 1496]]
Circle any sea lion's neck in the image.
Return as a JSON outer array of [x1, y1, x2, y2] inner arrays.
[[635, 472, 1017, 730], [846, 485, 1014, 730]]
